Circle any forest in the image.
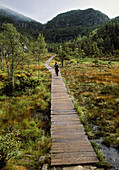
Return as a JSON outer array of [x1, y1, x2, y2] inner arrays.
[[0, 17, 119, 169], [49, 21, 119, 61]]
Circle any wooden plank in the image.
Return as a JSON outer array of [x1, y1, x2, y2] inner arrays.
[[51, 130, 85, 135], [51, 152, 97, 159], [52, 138, 87, 143], [52, 133, 86, 137], [51, 110, 77, 113], [52, 119, 80, 122], [51, 119, 80, 122], [51, 117, 80, 120], [51, 126, 85, 131], [52, 139, 89, 144], [51, 123, 83, 128], [51, 115, 79, 119], [51, 112, 77, 115], [52, 122, 82, 127], [51, 115, 79, 118], [52, 148, 94, 153], [51, 109, 76, 112], [51, 142, 93, 148], [51, 114, 79, 118], [51, 131, 85, 136], [51, 106, 74, 110], [52, 102, 74, 105], [51, 156, 98, 166], [52, 135, 87, 140], [51, 129, 85, 134], [51, 97, 73, 103], [52, 145, 94, 151]]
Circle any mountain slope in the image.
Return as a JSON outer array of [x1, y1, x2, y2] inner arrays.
[[0, 6, 43, 40], [0, 7, 114, 42], [45, 8, 110, 29], [114, 16, 119, 21], [42, 8, 110, 42], [0, 6, 36, 22]]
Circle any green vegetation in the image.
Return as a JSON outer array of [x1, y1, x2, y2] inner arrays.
[[56, 21, 119, 60], [60, 58, 119, 167], [43, 8, 110, 42], [0, 23, 51, 169], [47, 21, 119, 66], [0, 7, 43, 41]]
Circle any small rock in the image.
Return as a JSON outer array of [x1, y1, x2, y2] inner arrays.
[[56, 168, 63, 170], [117, 137, 119, 141], [63, 165, 83, 170], [46, 153, 50, 157], [51, 167, 56, 170], [39, 156, 45, 162], [90, 167, 97, 170], [42, 164, 48, 170]]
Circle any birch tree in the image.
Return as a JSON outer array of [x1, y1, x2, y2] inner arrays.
[[1, 23, 25, 90], [32, 33, 47, 79]]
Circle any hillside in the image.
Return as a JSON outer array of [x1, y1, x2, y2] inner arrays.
[[42, 8, 110, 42], [114, 16, 119, 21], [0, 6, 43, 40], [45, 8, 110, 29], [0, 6, 116, 42], [0, 6, 34, 22]]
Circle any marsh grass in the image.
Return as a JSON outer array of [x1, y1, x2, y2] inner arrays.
[[0, 54, 52, 169], [60, 57, 119, 167]]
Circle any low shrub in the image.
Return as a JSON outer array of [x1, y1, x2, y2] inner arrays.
[[0, 127, 21, 169]]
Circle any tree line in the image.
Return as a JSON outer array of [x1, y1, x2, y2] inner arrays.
[[0, 23, 47, 93], [48, 21, 119, 65], [0, 21, 119, 85]]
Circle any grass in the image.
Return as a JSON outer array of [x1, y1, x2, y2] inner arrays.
[[0, 54, 52, 169], [60, 57, 119, 167]]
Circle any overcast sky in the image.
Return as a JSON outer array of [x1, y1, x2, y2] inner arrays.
[[0, 0, 119, 23]]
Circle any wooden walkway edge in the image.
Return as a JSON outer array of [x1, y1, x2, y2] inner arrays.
[[45, 56, 99, 166]]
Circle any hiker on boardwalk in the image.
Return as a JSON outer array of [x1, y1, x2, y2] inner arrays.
[[54, 62, 59, 76]]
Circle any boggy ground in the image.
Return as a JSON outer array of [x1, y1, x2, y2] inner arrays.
[[60, 59, 119, 167], [0, 55, 52, 169]]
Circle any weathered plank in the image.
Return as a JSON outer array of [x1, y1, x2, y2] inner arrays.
[[52, 141, 93, 147], [45, 56, 99, 166], [51, 157, 98, 166], [52, 152, 97, 159], [52, 145, 94, 152]]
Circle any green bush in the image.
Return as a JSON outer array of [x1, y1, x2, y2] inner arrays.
[[0, 128, 21, 169], [1, 77, 41, 96], [21, 126, 44, 142]]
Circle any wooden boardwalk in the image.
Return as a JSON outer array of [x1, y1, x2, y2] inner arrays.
[[45, 56, 99, 166]]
